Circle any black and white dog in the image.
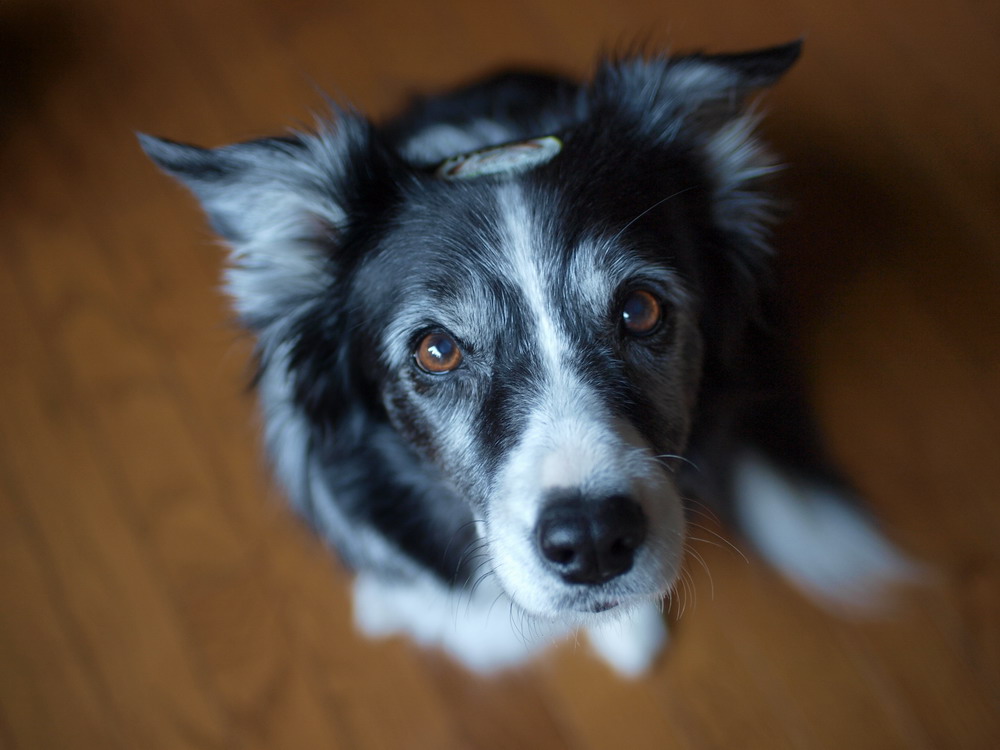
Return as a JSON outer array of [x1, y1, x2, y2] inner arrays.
[[142, 41, 913, 676]]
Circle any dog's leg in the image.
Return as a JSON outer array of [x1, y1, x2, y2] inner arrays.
[[585, 600, 668, 677], [733, 451, 922, 610], [730, 383, 922, 611]]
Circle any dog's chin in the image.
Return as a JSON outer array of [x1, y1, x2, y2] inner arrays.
[[557, 593, 671, 631], [502, 575, 676, 629]]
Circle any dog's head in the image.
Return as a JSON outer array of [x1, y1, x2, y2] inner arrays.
[[142, 42, 799, 622]]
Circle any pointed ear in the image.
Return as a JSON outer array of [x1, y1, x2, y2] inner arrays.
[[694, 40, 802, 88], [593, 40, 801, 136], [594, 41, 802, 249], [139, 117, 378, 327]]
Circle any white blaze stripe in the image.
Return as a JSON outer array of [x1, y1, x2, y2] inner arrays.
[[497, 185, 609, 489], [498, 184, 566, 372]]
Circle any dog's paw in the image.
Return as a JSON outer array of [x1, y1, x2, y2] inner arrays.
[[733, 453, 926, 613], [585, 600, 668, 678], [352, 572, 426, 639], [353, 573, 563, 673]]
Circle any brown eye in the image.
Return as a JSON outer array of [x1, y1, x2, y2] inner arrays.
[[415, 332, 463, 373], [621, 290, 662, 336]]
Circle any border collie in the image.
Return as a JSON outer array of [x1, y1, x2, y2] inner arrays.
[[141, 41, 914, 676]]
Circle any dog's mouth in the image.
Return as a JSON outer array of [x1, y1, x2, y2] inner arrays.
[[554, 580, 664, 618]]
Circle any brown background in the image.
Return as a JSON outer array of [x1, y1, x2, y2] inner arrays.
[[2, 0, 999, 747]]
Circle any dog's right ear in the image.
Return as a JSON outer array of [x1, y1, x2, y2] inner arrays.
[[139, 118, 383, 329]]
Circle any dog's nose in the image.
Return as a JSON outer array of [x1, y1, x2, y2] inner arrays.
[[535, 492, 647, 584]]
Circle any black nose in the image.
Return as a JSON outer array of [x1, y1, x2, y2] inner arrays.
[[535, 492, 647, 584]]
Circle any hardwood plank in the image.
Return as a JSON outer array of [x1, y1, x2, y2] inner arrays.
[[0, 468, 121, 750]]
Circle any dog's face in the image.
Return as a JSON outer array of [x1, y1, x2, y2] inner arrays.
[[356, 173, 701, 618], [142, 42, 799, 623]]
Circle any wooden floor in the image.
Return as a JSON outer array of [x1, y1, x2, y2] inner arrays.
[[2, 0, 999, 747]]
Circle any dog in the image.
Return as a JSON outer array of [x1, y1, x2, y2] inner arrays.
[[141, 40, 914, 676]]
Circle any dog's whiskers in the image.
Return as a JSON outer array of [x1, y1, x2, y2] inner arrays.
[[454, 538, 490, 579], [684, 543, 716, 600], [487, 589, 507, 623], [445, 520, 486, 580], [468, 562, 498, 599], [683, 568, 699, 613], [463, 568, 497, 619], [684, 505, 723, 525], [652, 452, 702, 473], [457, 554, 492, 597], [607, 186, 696, 245], [686, 520, 749, 564], [675, 567, 689, 619], [682, 495, 722, 524]]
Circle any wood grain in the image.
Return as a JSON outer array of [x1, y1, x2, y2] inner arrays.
[[1, 0, 998, 747]]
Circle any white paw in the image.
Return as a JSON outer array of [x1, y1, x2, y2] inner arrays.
[[586, 600, 668, 678], [352, 573, 420, 638], [352, 573, 566, 673], [733, 453, 924, 612]]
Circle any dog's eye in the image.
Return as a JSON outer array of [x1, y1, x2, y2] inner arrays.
[[415, 332, 463, 374], [621, 290, 662, 337]]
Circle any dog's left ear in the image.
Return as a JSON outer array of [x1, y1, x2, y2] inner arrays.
[[594, 40, 801, 240], [593, 40, 801, 135], [140, 120, 395, 432], [666, 39, 802, 119]]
